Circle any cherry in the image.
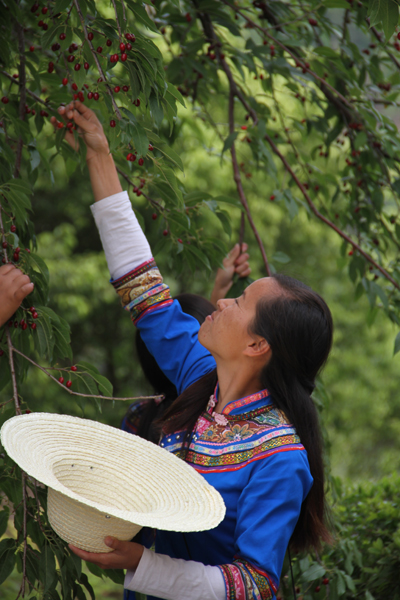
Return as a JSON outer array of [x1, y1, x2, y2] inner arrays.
[[270, 195, 275, 201], [59, 376, 64, 384], [125, 33, 136, 42], [136, 190, 142, 197], [67, 121, 74, 129], [43, 22, 48, 30], [87, 92, 93, 99], [14, 320, 18, 328], [114, 86, 120, 92], [48, 63, 54, 74], [32, 312, 38, 319], [71, 365, 77, 371], [0, 350, 3, 356], [122, 85, 129, 92], [152, 213, 157, 220], [31, 3, 39, 12], [348, 250, 354, 256], [78, 91, 84, 102], [309, 18, 318, 26], [72, 82, 78, 90], [177, 238, 183, 243], [29, 307, 35, 313], [1, 97, 9, 104], [97, 46, 103, 53], [52, 43, 61, 51], [106, 39, 112, 46], [148, 144, 154, 151], [119, 42, 126, 51], [241, 125, 247, 130], [29, 45, 35, 52], [134, 98, 140, 107], [138, 157, 144, 166], [97, 77, 103, 83], [185, 12, 192, 22], [126, 43, 132, 51], [74, 63, 81, 71], [209, 52, 216, 60], [84, 62, 89, 70], [42, 6, 48, 14], [62, 77, 68, 85], [59, 33, 66, 40], [13, 251, 19, 261], [66, 380, 72, 388], [315, 586, 321, 592], [25, 409, 31, 413], [21, 322, 28, 330], [10, 224, 16, 233], [110, 119, 116, 127], [121, 53, 127, 61], [163, 229, 168, 236], [126, 152, 135, 161], [31, 323, 37, 330], [2, 242, 7, 248], [67, 54, 75, 62], [93, 92, 99, 101], [38, 20, 44, 27], [322, 578, 329, 585], [88, 32, 94, 41], [69, 43, 78, 52]]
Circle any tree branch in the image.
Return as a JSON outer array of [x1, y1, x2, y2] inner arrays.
[[13, 20, 26, 179]]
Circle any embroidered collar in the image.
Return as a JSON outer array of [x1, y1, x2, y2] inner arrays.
[[207, 384, 271, 418]]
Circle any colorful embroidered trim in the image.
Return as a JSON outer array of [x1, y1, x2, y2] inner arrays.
[[112, 258, 172, 323], [218, 558, 276, 600]]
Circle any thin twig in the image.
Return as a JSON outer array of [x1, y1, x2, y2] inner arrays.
[[11, 347, 164, 402], [111, 0, 122, 39], [13, 20, 26, 179], [73, 0, 122, 120], [1, 70, 49, 107]]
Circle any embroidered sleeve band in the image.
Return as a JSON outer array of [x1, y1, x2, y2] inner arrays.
[[218, 558, 278, 600], [112, 259, 172, 324]]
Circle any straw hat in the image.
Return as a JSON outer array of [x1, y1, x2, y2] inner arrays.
[[1, 413, 225, 553]]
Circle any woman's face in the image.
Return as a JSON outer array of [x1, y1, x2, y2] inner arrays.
[[198, 277, 282, 362]]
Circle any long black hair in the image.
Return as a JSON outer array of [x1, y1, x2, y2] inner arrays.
[[159, 274, 333, 552]]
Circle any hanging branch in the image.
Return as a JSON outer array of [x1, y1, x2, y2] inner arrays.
[[11, 347, 164, 402], [111, 0, 122, 39], [13, 20, 26, 179], [15, 472, 28, 600], [73, 0, 123, 120]]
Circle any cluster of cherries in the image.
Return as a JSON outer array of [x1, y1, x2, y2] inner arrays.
[[8, 306, 38, 331], [58, 365, 78, 389]]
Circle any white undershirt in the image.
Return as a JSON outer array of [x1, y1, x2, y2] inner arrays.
[[91, 192, 226, 600]]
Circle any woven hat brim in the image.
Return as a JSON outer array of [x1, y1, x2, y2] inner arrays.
[[1, 413, 226, 533]]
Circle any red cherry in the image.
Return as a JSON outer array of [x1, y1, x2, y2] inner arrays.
[[97, 77, 103, 83], [88, 32, 94, 41], [15, 247, 20, 253], [67, 122, 74, 129], [78, 91, 84, 102], [42, 6, 48, 13], [119, 42, 126, 51], [84, 62, 89, 70], [62, 77, 68, 86], [71, 365, 77, 371], [52, 43, 61, 51], [74, 63, 81, 71], [0, 350, 4, 356], [110, 119, 116, 127], [97, 46, 103, 53], [1, 97, 9, 104], [148, 144, 154, 151], [113, 53, 119, 62], [241, 125, 247, 130], [59, 33, 66, 40], [14, 320, 18, 328], [106, 39, 112, 46], [21, 322, 28, 330], [32, 312, 38, 319], [126, 43, 132, 51], [114, 86, 120, 92], [59, 376, 64, 384], [322, 578, 329, 585], [67, 54, 75, 62], [152, 213, 157, 220], [10, 225, 17, 233], [29, 45, 35, 52], [122, 85, 129, 92], [270, 195, 275, 201], [25, 409, 31, 414], [31, 323, 37, 330], [29, 306, 35, 313], [315, 586, 321, 592], [2, 242, 7, 248], [31, 109, 36, 116], [93, 92, 99, 101], [72, 83, 78, 91], [309, 18, 318, 26], [69, 43, 78, 52], [134, 99, 140, 107], [38, 20, 44, 26], [31, 3, 39, 13], [66, 380, 72, 388], [121, 53, 127, 61], [348, 250, 354, 256], [163, 229, 168, 236], [13, 252, 19, 262], [87, 92, 93, 99], [185, 12, 192, 22], [43, 23, 48, 30], [177, 238, 183, 243], [138, 157, 144, 166]]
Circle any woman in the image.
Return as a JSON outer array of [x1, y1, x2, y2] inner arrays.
[[54, 101, 333, 600]]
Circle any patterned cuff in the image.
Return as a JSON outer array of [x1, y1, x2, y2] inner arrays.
[[112, 259, 172, 324], [218, 558, 277, 600]]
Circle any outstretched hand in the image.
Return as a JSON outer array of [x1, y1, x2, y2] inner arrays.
[[50, 101, 109, 161], [210, 243, 251, 306], [0, 265, 34, 327], [69, 537, 144, 571]]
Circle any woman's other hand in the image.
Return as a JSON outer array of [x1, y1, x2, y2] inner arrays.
[[210, 243, 251, 306], [50, 101, 109, 162], [0, 265, 34, 327], [69, 537, 144, 571]]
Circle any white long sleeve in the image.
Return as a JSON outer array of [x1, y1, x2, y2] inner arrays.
[[124, 548, 226, 600], [90, 191, 152, 280]]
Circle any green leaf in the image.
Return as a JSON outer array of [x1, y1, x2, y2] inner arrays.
[[54, 0, 72, 12], [0, 506, 9, 538], [301, 563, 326, 582], [124, 0, 159, 32], [186, 245, 211, 271], [221, 132, 238, 159], [368, 0, 399, 40], [39, 544, 57, 593], [0, 547, 16, 585], [214, 195, 242, 208], [272, 251, 291, 264], [394, 331, 400, 355]]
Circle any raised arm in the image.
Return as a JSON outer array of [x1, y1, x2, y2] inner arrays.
[[52, 102, 215, 393]]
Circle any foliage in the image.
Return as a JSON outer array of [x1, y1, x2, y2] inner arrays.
[[1, 0, 400, 597], [279, 474, 400, 600]]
